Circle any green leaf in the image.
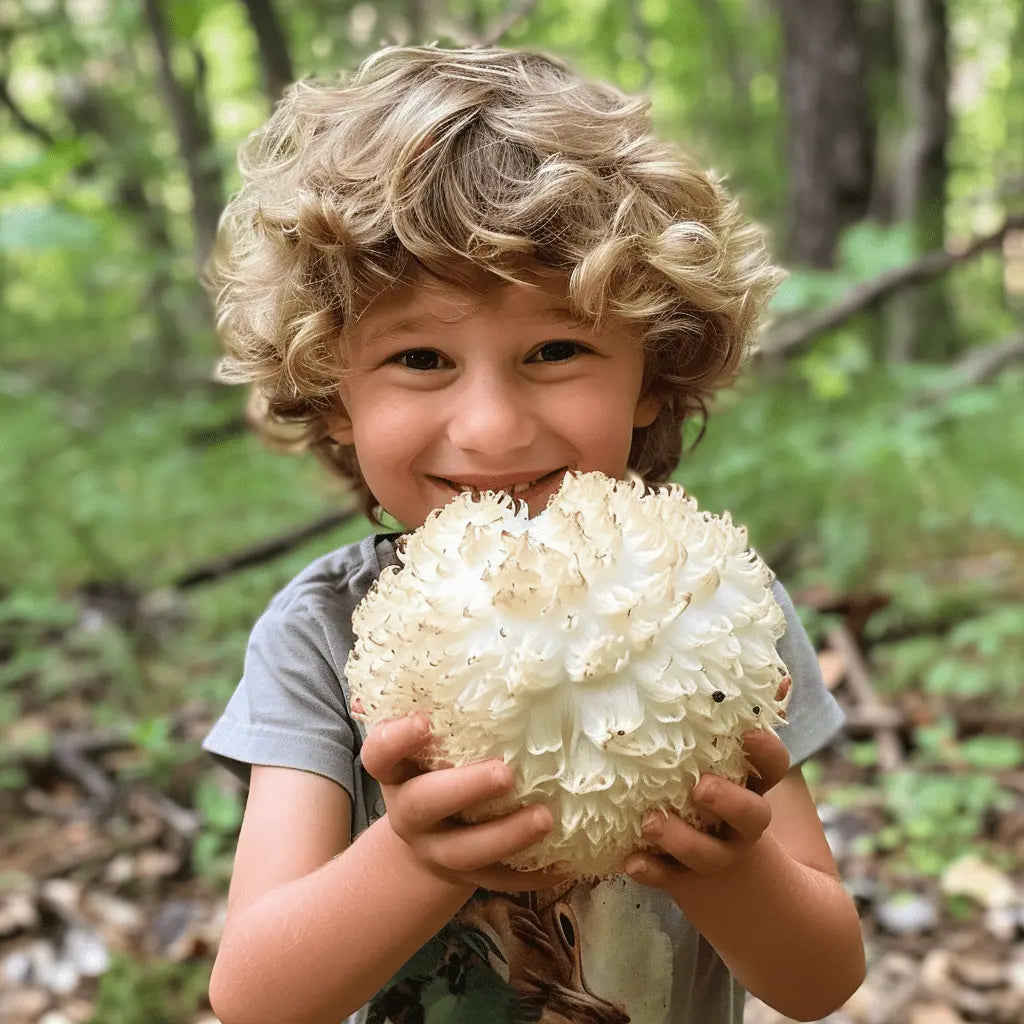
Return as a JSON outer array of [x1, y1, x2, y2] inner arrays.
[[1, 139, 92, 188], [166, 0, 220, 40], [837, 221, 916, 279], [194, 775, 243, 832], [959, 736, 1024, 770], [0, 205, 100, 252]]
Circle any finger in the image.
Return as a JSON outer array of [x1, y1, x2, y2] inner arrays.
[[640, 811, 734, 874], [424, 803, 554, 874], [741, 728, 791, 794], [694, 776, 772, 844], [776, 674, 792, 704], [389, 759, 514, 833], [360, 714, 432, 786], [624, 851, 687, 890]]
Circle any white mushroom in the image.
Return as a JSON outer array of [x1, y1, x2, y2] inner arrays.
[[347, 470, 790, 878]]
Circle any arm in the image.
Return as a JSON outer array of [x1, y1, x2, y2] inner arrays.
[[626, 733, 866, 1022], [209, 717, 565, 1024]]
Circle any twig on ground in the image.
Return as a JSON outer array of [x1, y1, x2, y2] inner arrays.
[[129, 787, 201, 840], [826, 624, 904, 772], [51, 732, 119, 808]]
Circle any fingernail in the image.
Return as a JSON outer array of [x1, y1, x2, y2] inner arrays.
[[532, 806, 552, 832], [642, 813, 662, 837], [625, 857, 646, 877], [409, 714, 430, 737], [696, 778, 718, 805]]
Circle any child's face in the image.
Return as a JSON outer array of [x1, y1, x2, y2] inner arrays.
[[327, 274, 661, 530]]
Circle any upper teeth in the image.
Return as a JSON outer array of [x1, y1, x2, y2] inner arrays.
[[457, 478, 540, 495]]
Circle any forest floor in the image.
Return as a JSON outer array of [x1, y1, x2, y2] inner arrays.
[[2, 650, 1022, 1024]]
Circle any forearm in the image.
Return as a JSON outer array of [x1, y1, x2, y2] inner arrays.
[[209, 816, 473, 1024], [671, 833, 865, 1021]]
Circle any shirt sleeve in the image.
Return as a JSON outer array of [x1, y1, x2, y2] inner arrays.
[[771, 580, 846, 765], [201, 595, 360, 800]]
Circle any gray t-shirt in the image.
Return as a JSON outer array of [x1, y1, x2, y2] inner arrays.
[[204, 532, 845, 1024]]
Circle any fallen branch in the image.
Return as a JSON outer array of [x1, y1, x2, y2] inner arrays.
[[39, 819, 164, 881], [758, 214, 1024, 357], [172, 508, 360, 589], [907, 332, 1024, 409], [129, 786, 201, 840], [827, 624, 904, 772], [52, 732, 117, 808]]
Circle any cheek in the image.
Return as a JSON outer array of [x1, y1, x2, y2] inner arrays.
[[564, 384, 640, 435], [351, 404, 428, 472]]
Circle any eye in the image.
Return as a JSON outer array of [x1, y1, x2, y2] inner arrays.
[[390, 349, 449, 371], [530, 340, 589, 363]]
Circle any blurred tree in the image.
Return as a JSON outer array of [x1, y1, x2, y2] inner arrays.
[[238, 0, 294, 101], [888, 0, 953, 362], [142, 0, 225, 273], [776, 0, 875, 266]]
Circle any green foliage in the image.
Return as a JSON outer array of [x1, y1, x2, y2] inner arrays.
[[872, 603, 1024, 702], [1, 11, 1022, 1023], [88, 953, 210, 1024], [771, 222, 916, 315], [874, 768, 1012, 876], [191, 773, 245, 884], [677, 364, 1024, 593], [846, 715, 1018, 876], [0, 203, 101, 250]]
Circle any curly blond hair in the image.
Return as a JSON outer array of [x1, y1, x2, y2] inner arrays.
[[205, 44, 783, 524]]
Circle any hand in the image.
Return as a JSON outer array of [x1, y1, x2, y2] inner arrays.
[[624, 705, 791, 891], [360, 713, 570, 893]]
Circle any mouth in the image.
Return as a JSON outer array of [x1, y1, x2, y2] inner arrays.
[[435, 467, 569, 500]]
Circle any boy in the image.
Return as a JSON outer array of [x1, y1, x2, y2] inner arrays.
[[202, 44, 865, 1024]]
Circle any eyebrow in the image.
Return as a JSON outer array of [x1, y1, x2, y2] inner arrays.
[[359, 306, 591, 348]]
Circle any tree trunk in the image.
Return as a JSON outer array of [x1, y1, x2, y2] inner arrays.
[[777, 0, 875, 267], [239, 0, 294, 102], [60, 75, 189, 375], [406, 0, 431, 44], [863, 0, 901, 223], [887, 0, 952, 362], [141, 0, 224, 275]]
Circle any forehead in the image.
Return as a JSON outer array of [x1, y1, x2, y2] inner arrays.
[[346, 274, 590, 349]]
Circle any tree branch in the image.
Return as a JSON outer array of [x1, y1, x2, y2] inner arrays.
[[172, 509, 360, 589], [481, 0, 537, 47], [908, 332, 1024, 409], [0, 73, 57, 144], [758, 214, 1024, 357]]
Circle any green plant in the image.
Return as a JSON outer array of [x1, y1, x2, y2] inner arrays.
[[88, 953, 210, 1024], [191, 772, 245, 885]]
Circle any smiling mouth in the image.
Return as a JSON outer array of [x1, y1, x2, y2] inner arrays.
[[437, 468, 568, 498]]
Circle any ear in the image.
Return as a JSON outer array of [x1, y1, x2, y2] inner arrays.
[[324, 408, 354, 445], [633, 391, 662, 429]]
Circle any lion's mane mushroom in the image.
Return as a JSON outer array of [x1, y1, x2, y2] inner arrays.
[[346, 470, 790, 878]]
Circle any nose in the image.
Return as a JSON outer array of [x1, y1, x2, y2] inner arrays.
[[446, 373, 539, 456]]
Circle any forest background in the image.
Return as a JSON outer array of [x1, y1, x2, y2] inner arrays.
[[1, 0, 1023, 1022]]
